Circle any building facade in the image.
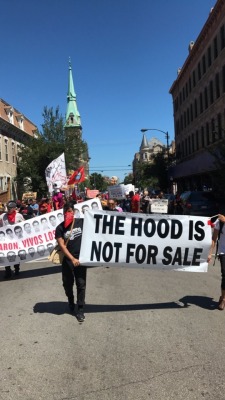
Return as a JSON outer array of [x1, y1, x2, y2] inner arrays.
[[0, 99, 37, 203], [169, 0, 225, 192]]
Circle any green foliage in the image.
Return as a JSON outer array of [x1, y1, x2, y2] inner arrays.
[[89, 173, 108, 191], [136, 149, 168, 191], [16, 106, 88, 198], [123, 173, 134, 185]]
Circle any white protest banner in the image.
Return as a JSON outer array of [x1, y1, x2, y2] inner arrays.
[[107, 184, 125, 199], [151, 198, 168, 214], [79, 210, 212, 272], [45, 152, 67, 193], [0, 198, 102, 268]]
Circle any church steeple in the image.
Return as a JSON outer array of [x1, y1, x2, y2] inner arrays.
[[65, 58, 81, 128], [140, 133, 148, 150]]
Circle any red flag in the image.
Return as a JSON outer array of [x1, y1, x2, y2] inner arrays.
[[68, 166, 85, 185]]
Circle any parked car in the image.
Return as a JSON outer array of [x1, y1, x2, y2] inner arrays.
[[179, 191, 219, 217], [164, 193, 176, 214]]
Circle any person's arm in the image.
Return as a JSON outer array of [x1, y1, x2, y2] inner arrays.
[[218, 214, 225, 223], [56, 237, 80, 267], [207, 228, 219, 263]]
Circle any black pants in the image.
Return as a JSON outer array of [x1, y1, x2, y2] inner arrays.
[[219, 254, 225, 290], [62, 258, 87, 308]]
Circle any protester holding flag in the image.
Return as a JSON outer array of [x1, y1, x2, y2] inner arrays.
[[55, 201, 87, 322]]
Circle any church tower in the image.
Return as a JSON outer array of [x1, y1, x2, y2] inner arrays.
[[64, 58, 90, 176]]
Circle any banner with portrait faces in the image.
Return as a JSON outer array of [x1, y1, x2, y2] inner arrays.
[[0, 198, 102, 267]]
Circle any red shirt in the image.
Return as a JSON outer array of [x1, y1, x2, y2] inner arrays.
[[131, 194, 140, 213]]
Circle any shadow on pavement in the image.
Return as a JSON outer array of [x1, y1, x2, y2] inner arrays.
[[0, 265, 61, 282], [33, 300, 185, 316], [179, 295, 218, 310]]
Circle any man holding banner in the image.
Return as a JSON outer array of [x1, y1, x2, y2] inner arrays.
[[55, 201, 87, 323]]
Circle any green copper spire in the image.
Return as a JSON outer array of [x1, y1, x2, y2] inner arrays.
[[65, 58, 81, 127]]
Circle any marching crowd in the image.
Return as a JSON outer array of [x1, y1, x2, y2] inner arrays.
[[1, 187, 225, 322]]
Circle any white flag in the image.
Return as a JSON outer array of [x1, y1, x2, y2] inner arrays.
[[45, 153, 67, 194]]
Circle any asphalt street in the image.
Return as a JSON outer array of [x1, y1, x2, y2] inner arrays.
[[0, 258, 224, 400]]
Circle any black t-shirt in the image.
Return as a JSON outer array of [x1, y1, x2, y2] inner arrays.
[[55, 218, 83, 259]]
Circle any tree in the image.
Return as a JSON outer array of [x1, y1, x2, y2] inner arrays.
[[89, 173, 108, 192], [16, 106, 90, 198], [139, 149, 168, 191], [123, 173, 133, 185]]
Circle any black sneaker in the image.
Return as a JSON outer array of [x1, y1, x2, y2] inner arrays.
[[76, 309, 85, 322]]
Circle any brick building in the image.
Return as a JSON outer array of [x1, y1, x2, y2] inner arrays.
[[0, 99, 37, 203], [169, 0, 225, 191]]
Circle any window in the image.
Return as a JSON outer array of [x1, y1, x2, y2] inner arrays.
[[191, 133, 195, 152], [217, 113, 222, 139], [5, 139, 8, 162], [201, 126, 205, 147], [12, 142, 15, 164], [211, 118, 216, 142], [193, 70, 196, 87], [194, 99, 198, 118], [209, 80, 214, 104], [223, 64, 225, 93], [202, 55, 206, 74], [208, 46, 212, 67], [204, 87, 208, 109], [196, 130, 199, 150], [185, 82, 188, 97], [190, 103, 193, 122], [189, 76, 192, 92], [0, 136, 2, 160], [215, 73, 220, 98], [200, 92, 203, 113], [206, 122, 210, 145], [198, 62, 201, 80], [0, 177, 3, 191], [188, 136, 191, 154], [187, 108, 190, 125], [184, 111, 187, 128], [221, 24, 225, 50], [214, 36, 218, 59]]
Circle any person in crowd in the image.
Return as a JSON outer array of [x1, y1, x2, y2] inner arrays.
[[208, 214, 225, 310], [39, 198, 52, 215], [0, 201, 24, 279], [114, 199, 123, 212], [121, 191, 131, 212], [29, 198, 39, 216], [55, 201, 86, 322], [52, 187, 64, 210], [129, 190, 140, 213], [26, 199, 37, 218], [141, 190, 151, 214], [104, 199, 119, 211], [19, 201, 29, 219]]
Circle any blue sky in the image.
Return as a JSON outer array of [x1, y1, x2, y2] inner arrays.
[[1, 0, 215, 182]]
